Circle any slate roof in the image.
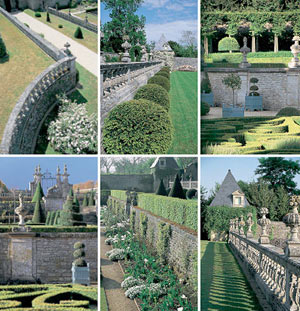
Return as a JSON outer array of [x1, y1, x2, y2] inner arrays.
[[210, 169, 250, 207], [154, 34, 172, 51], [150, 157, 179, 169]]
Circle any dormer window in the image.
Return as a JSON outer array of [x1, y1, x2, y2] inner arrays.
[[232, 190, 245, 207], [159, 159, 166, 167]]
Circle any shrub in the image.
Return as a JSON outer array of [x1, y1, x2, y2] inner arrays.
[[129, 45, 142, 62], [249, 77, 260, 96], [102, 99, 173, 154], [218, 37, 240, 52], [58, 24, 63, 28], [35, 12, 41, 17], [48, 95, 97, 154], [187, 189, 197, 199], [169, 174, 186, 199], [148, 75, 170, 92], [101, 190, 111, 205], [31, 182, 46, 223], [134, 84, 170, 111], [276, 107, 300, 116], [201, 101, 210, 116], [58, 196, 85, 226], [74, 27, 84, 39], [121, 276, 144, 290], [155, 179, 167, 196], [46, 12, 51, 22], [73, 242, 87, 267], [106, 248, 125, 261], [201, 72, 212, 93], [155, 71, 170, 79], [161, 66, 170, 73]]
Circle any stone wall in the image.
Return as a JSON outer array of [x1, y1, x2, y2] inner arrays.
[[48, 7, 97, 33], [0, 0, 70, 11], [109, 196, 198, 280], [0, 232, 97, 283], [174, 57, 198, 71], [0, 57, 77, 154], [205, 67, 300, 110], [101, 174, 154, 193], [0, 7, 65, 61]]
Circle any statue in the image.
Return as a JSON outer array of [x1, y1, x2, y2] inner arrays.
[[15, 193, 27, 226]]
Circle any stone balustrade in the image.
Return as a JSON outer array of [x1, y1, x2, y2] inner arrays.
[[0, 56, 77, 154], [100, 61, 163, 121]]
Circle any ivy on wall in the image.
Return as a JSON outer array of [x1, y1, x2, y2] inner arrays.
[[156, 222, 171, 264], [139, 212, 148, 239]]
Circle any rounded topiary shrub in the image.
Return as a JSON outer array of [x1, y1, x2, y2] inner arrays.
[[102, 99, 173, 154], [218, 37, 240, 52], [35, 12, 41, 17], [148, 75, 170, 92], [276, 107, 300, 116], [187, 188, 197, 199], [74, 27, 84, 39], [58, 24, 63, 28], [201, 101, 210, 116], [155, 71, 170, 80], [73, 242, 87, 267], [134, 84, 170, 111], [161, 66, 170, 73], [0, 34, 7, 59]]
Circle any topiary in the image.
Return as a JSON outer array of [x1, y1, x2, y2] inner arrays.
[[0, 34, 7, 59], [31, 182, 46, 223], [201, 72, 212, 93], [73, 242, 87, 267], [58, 195, 85, 226], [58, 24, 63, 28], [148, 75, 170, 92], [187, 188, 197, 199], [218, 37, 240, 53], [155, 179, 167, 196], [82, 193, 88, 207], [88, 191, 95, 206], [155, 71, 170, 79], [74, 27, 84, 39], [35, 12, 41, 17], [102, 99, 174, 154], [134, 84, 170, 111], [276, 107, 300, 116], [169, 174, 186, 199], [46, 12, 51, 22], [249, 77, 260, 96], [201, 101, 210, 116]]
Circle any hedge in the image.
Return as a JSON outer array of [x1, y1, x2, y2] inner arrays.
[[101, 190, 111, 205], [110, 191, 198, 231], [0, 225, 97, 233], [148, 75, 170, 92], [203, 205, 257, 238]]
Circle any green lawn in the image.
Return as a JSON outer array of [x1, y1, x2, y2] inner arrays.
[[201, 241, 262, 311], [168, 71, 198, 154], [24, 9, 98, 53], [100, 286, 108, 311], [0, 13, 53, 141], [35, 62, 97, 154], [75, 12, 98, 25]]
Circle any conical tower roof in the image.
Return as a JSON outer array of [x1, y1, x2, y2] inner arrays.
[[210, 169, 249, 207], [154, 34, 172, 51]]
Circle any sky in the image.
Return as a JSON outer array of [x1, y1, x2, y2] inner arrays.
[[100, 0, 198, 43], [0, 157, 97, 190], [201, 156, 300, 197]]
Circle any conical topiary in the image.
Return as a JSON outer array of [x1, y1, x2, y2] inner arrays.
[[69, 188, 74, 197], [73, 194, 80, 213], [54, 210, 60, 225], [74, 27, 83, 39], [0, 34, 7, 59], [32, 182, 45, 202], [82, 193, 88, 207], [88, 191, 95, 206], [168, 174, 186, 199], [46, 12, 51, 22], [49, 211, 56, 225], [73, 242, 87, 267], [31, 182, 46, 223], [155, 179, 167, 196], [59, 195, 84, 226], [45, 211, 51, 225]]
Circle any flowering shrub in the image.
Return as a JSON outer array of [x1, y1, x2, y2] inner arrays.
[[106, 248, 126, 261], [121, 276, 144, 290], [125, 285, 147, 299], [48, 95, 97, 154]]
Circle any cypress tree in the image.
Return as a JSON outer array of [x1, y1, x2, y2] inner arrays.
[[82, 193, 88, 207], [45, 211, 50, 225], [74, 27, 84, 39], [88, 191, 95, 206], [46, 12, 51, 22], [32, 182, 46, 223], [155, 179, 167, 196], [168, 174, 186, 200], [69, 187, 74, 197], [0, 34, 7, 59], [73, 194, 80, 213]]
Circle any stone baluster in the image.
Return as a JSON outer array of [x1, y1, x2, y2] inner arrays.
[[246, 212, 254, 238], [283, 195, 300, 258], [229, 219, 234, 232], [234, 217, 239, 233], [258, 207, 270, 244], [239, 215, 245, 237]]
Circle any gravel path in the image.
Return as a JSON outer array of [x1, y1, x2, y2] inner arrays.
[[100, 229, 138, 311], [13, 11, 98, 77]]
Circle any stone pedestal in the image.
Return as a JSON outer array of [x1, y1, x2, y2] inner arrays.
[[286, 71, 300, 108], [236, 71, 248, 106], [9, 232, 36, 281], [285, 241, 300, 258], [259, 235, 270, 244]]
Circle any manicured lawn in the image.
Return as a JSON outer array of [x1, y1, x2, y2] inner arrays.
[[76, 12, 98, 25], [100, 286, 108, 311], [0, 13, 53, 141], [24, 9, 98, 53], [35, 62, 97, 154], [168, 71, 198, 154], [201, 241, 262, 311], [201, 116, 300, 154]]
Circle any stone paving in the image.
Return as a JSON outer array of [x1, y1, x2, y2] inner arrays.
[[13, 11, 97, 77]]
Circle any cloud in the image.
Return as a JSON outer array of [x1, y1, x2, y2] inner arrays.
[[143, 0, 169, 9], [145, 19, 198, 43]]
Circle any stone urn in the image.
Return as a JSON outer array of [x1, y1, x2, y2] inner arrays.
[[121, 35, 131, 63], [15, 193, 27, 226], [288, 36, 300, 68], [258, 207, 270, 244]]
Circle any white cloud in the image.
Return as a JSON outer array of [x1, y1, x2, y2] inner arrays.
[[143, 0, 169, 9], [145, 19, 198, 43]]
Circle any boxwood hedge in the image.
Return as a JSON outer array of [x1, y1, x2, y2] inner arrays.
[[148, 75, 170, 92], [102, 99, 174, 154], [155, 71, 170, 79]]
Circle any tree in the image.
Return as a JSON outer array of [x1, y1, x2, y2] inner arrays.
[[74, 27, 84, 39], [155, 179, 167, 196], [180, 30, 197, 47], [168, 174, 186, 199], [255, 157, 300, 194], [88, 191, 95, 206], [82, 193, 88, 207], [46, 12, 51, 22], [32, 182, 46, 223], [0, 34, 7, 59], [218, 37, 240, 53], [101, 0, 146, 52], [59, 195, 84, 226], [222, 74, 242, 107], [100, 158, 115, 173], [176, 158, 195, 169]]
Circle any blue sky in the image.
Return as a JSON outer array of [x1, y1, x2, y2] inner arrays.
[[100, 0, 198, 43], [0, 157, 97, 190], [201, 157, 300, 197]]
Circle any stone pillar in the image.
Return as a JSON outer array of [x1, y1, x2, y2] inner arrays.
[[121, 35, 131, 63], [258, 207, 270, 244], [9, 232, 37, 281], [286, 71, 300, 108]]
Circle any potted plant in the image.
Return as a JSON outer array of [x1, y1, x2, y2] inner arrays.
[[72, 242, 90, 286], [245, 77, 263, 111], [222, 73, 244, 117], [201, 72, 214, 107]]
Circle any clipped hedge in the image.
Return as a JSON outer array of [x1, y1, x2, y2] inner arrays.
[[102, 99, 173, 154], [0, 225, 97, 233], [276, 107, 300, 116], [155, 71, 170, 79], [148, 75, 170, 92], [101, 190, 111, 205], [203, 205, 257, 238], [134, 84, 170, 111], [111, 190, 127, 202]]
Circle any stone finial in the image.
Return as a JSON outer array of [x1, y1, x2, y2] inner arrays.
[[239, 215, 245, 237], [229, 219, 234, 232], [121, 35, 132, 63], [283, 195, 300, 258], [64, 42, 72, 56], [239, 37, 251, 68], [258, 207, 270, 244], [235, 217, 239, 233], [246, 212, 254, 238], [288, 36, 300, 68]]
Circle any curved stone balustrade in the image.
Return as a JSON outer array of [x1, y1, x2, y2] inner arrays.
[[229, 231, 300, 311], [0, 56, 77, 154]]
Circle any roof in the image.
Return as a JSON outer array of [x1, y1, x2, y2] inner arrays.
[[154, 34, 172, 51], [150, 157, 179, 169], [210, 169, 250, 207]]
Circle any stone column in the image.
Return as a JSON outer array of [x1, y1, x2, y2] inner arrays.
[[258, 207, 270, 244], [283, 195, 300, 258]]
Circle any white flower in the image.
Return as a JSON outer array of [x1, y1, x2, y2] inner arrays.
[[181, 294, 187, 299], [177, 308, 183, 311], [144, 259, 148, 263]]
